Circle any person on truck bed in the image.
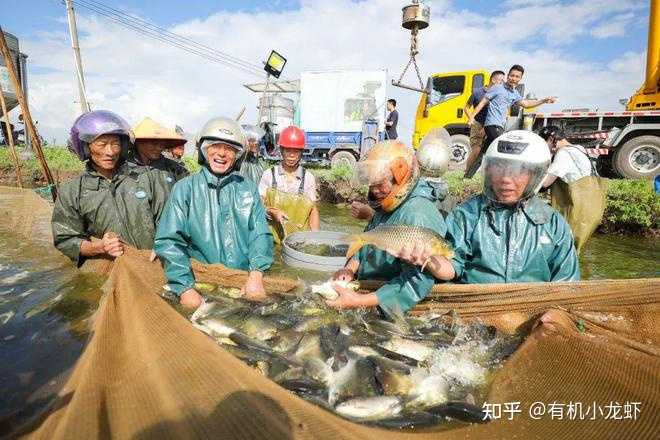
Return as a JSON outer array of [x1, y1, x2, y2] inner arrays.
[[258, 125, 320, 244], [539, 125, 606, 254], [463, 70, 505, 179], [52, 110, 171, 266], [154, 117, 273, 309], [328, 140, 448, 315], [468, 64, 557, 174], [392, 130, 580, 284], [129, 117, 189, 183]]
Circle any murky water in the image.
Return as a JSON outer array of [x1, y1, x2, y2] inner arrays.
[[0, 200, 657, 433]]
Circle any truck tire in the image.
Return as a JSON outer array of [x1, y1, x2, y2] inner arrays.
[[330, 150, 357, 169], [448, 134, 471, 171], [613, 135, 660, 179]]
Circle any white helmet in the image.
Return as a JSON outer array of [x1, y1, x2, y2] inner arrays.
[[241, 124, 265, 142], [416, 128, 451, 179], [482, 130, 550, 203], [195, 117, 247, 167]]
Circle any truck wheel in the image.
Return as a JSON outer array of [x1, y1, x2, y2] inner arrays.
[[330, 151, 357, 169], [613, 135, 660, 179], [448, 134, 471, 171]]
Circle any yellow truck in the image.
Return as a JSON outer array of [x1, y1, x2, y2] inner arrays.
[[411, 2, 659, 179]]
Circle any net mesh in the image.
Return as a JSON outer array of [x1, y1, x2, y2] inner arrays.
[[1, 187, 658, 440]]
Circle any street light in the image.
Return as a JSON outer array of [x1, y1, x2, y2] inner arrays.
[[264, 50, 287, 79]]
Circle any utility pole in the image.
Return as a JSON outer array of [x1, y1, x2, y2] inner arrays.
[[0, 27, 56, 200], [64, 0, 90, 113]]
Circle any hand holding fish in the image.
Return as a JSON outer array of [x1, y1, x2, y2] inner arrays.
[[333, 259, 359, 282], [388, 243, 433, 269], [242, 271, 268, 302], [326, 282, 378, 309], [389, 243, 456, 281], [180, 288, 203, 308]]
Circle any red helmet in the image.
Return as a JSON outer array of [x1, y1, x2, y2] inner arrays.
[[278, 126, 305, 149]]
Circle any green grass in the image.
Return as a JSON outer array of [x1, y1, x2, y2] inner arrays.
[[602, 179, 660, 233], [0, 145, 84, 173]]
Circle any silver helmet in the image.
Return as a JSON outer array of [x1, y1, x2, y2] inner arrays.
[[195, 117, 247, 166], [416, 128, 451, 179]]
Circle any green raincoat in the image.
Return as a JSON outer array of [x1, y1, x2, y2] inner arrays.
[[154, 167, 273, 296], [51, 162, 171, 265], [446, 194, 580, 284], [129, 154, 189, 183], [353, 181, 447, 315], [237, 152, 266, 185]]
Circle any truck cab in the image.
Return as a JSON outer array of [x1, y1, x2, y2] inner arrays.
[[413, 69, 489, 168]]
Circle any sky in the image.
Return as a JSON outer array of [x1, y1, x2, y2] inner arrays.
[[1, 0, 650, 145]]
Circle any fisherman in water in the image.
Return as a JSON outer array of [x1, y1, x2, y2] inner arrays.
[[395, 130, 580, 283], [258, 125, 320, 243], [130, 117, 189, 183], [52, 110, 171, 265], [154, 117, 273, 308], [329, 140, 447, 315], [238, 123, 267, 185]]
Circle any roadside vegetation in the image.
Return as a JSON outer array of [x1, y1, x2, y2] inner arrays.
[[1, 146, 657, 235]]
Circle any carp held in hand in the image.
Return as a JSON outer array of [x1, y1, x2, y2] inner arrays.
[[344, 225, 454, 261]]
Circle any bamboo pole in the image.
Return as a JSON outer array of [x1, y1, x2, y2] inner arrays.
[[0, 27, 56, 200], [0, 89, 22, 187]]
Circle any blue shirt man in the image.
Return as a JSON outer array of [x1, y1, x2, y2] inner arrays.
[[484, 83, 523, 128]]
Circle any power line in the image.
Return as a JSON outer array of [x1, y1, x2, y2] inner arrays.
[[65, 0, 268, 78], [76, 0, 266, 74]]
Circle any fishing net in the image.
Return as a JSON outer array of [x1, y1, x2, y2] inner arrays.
[[1, 187, 658, 440]]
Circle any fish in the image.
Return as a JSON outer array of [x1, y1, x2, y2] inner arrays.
[[242, 317, 278, 341], [404, 372, 449, 410], [335, 396, 403, 421], [0, 310, 15, 325], [319, 324, 351, 363], [311, 280, 359, 300], [194, 318, 236, 338], [371, 355, 414, 396], [293, 334, 325, 365], [426, 401, 491, 424], [379, 336, 436, 362], [344, 225, 454, 263], [278, 377, 327, 395], [270, 329, 304, 354], [327, 358, 380, 406], [194, 282, 217, 294]]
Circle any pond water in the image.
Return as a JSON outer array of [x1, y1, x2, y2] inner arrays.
[[0, 200, 657, 434]]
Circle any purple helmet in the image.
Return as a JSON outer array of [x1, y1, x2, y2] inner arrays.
[[68, 110, 134, 161]]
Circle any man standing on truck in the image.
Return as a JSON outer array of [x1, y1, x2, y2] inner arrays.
[[468, 65, 557, 173], [463, 70, 505, 178], [385, 99, 399, 140], [258, 125, 320, 243], [539, 126, 607, 254]]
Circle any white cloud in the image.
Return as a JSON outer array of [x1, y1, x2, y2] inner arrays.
[[590, 12, 635, 38], [14, 0, 647, 145]]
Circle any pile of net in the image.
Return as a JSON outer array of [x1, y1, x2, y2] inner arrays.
[[1, 187, 658, 439]]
